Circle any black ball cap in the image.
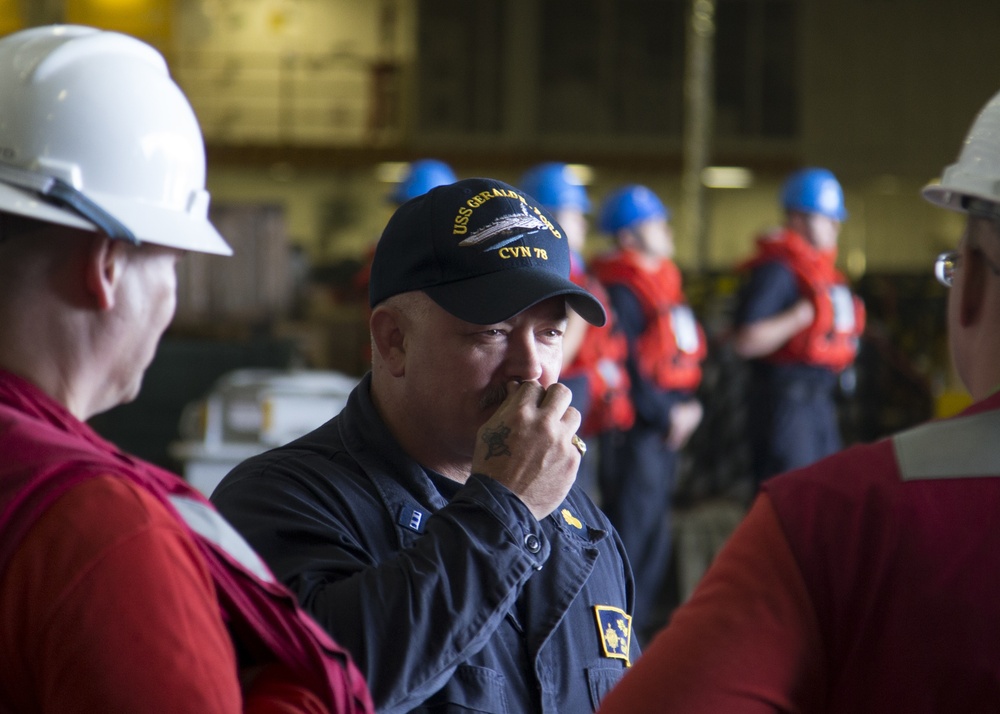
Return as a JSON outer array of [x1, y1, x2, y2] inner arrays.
[[369, 177, 606, 326]]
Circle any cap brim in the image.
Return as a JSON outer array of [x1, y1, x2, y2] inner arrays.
[[0, 182, 232, 256], [0, 182, 97, 232], [92, 189, 232, 256], [922, 185, 952, 209], [425, 269, 607, 326], [922, 182, 975, 212]]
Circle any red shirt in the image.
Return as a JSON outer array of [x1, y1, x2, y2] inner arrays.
[[0, 370, 373, 713], [599, 392, 1000, 713], [1, 475, 332, 711]]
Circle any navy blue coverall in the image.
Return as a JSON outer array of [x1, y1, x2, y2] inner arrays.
[[211, 374, 638, 713]]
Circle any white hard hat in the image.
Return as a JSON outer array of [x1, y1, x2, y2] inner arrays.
[[923, 88, 1000, 214], [0, 25, 231, 255]]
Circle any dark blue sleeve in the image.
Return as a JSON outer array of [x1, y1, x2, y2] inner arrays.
[[212, 457, 548, 712], [734, 261, 800, 327], [605, 284, 689, 434]]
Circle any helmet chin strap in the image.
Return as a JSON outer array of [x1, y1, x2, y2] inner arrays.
[[0, 162, 138, 245]]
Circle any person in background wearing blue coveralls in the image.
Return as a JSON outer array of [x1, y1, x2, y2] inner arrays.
[[213, 178, 639, 713], [591, 185, 706, 640], [731, 168, 865, 489], [519, 163, 634, 500]]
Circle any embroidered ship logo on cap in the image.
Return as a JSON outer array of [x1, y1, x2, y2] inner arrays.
[[594, 605, 632, 666], [458, 201, 550, 251]]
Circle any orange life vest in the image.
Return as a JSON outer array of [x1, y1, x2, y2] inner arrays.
[[562, 271, 635, 436], [592, 249, 706, 392], [744, 228, 865, 372]]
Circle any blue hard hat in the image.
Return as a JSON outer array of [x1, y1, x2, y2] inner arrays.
[[598, 184, 669, 233], [780, 168, 847, 221], [390, 159, 457, 204], [519, 162, 591, 212]]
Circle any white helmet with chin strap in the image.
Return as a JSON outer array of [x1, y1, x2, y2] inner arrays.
[[0, 25, 231, 255], [923, 88, 1000, 218]]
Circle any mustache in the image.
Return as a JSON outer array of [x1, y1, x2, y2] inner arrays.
[[479, 382, 510, 411]]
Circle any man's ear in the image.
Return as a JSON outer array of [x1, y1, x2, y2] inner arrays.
[[370, 304, 407, 377], [83, 236, 125, 311], [959, 246, 987, 328]]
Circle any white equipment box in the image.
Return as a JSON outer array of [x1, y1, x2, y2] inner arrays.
[[170, 368, 358, 496]]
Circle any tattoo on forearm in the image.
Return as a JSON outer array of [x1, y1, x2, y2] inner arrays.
[[481, 423, 512, 459]]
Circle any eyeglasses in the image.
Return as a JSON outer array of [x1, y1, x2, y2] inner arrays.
[[934, 248, 1000, 287], [935, 251, 959, 287]]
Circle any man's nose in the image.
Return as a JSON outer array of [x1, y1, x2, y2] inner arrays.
[[505, 332, 544, 383]]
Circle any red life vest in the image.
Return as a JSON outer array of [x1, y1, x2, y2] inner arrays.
[[0, 370, 373, 713], [743, 228, 865, 372], [562, 270, 635, 436], [592, 249, 706, 392]]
